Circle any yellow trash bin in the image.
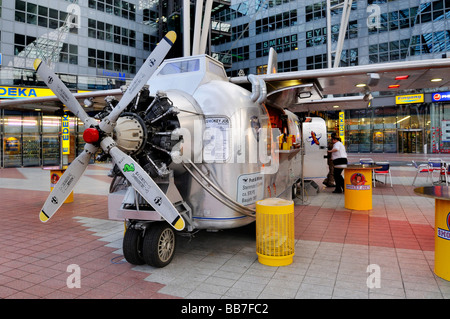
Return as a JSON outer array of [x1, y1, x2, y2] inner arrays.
[[344, 164, 378, 210], [49, 167, 73, 203], [435, 199, 450, 281], [256, 198, 295, 266]]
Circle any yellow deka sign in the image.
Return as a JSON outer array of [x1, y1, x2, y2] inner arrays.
[[0, 86, 54, 99], [62, 114, 70, 155]]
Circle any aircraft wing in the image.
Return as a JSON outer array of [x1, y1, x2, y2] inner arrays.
[[0, 88, 122, 112], [229, 58, 450, 111]]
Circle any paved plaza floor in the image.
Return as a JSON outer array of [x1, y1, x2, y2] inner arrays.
[[0, 154, 450, 302]]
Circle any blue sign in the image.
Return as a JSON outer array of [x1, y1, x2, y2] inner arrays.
[[99, 69, 126, 80], [432, 92, 450, 102], [0, 53, 2, 65]]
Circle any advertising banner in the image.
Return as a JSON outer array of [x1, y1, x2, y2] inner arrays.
[[62, 114, 70, 155], [395, 94, 424, 104], [339, 111, 345, 145]]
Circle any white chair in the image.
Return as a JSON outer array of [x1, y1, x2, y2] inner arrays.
[[360, 158, 375, 186], [373, 162, 393, 187], [359, 158, 374, 165], [439, 163, 450, 185], [412, 160, 431, 185], [428, 158, 444, 184]]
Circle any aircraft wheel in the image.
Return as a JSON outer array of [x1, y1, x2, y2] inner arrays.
[[142, 222, 176, 268], [123, 227, 145, 265]]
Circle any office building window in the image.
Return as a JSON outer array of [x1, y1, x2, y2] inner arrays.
[[59, 43, 78, 65], [305, 0, 357, 22], [143, 34, 158, 51], [306, 20, 358, 48], [340, 48, 358, 67], [15, 0, 77, 33], [255, 10, 297, 35], [278, 59, 298, 72], [231, 23, 248, 42], [306, 53, 327, 70], [14, 33, 78, 65], [143, 8, 158, 25], [410, 31, 450, 56], [14, 34, 36, 56], [231, 46, 249, 63], [369, 31, 450, 63], [88, 0, 136, 21], [369, 1, 450, 35], [88, 18, 135, 47], [369, 7, 418, 34], [307, 48, 358, 69], [368, 0, 397, 3], [88, 48, 136, 74], [256, 61, 299, 74], [369, 39, 409, 62], [256, 34, 298, 58]]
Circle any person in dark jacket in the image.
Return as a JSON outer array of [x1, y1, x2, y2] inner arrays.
[[323, 132, 336, 187]]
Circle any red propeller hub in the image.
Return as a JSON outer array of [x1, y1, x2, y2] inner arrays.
[[83, 128, 100, 144]]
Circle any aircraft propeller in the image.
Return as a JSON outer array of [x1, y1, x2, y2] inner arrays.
[[35, 31, 185, 231]]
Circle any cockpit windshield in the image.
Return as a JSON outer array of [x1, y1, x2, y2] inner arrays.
[[159, 59, 200, 75]]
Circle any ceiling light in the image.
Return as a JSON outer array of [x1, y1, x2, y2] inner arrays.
[[388, 84, 400, 88], [395, 75, 409, 80], [396, 115, 411, 124], [355, 83, 366, 88], [333, 105, 340, 108], [431, 78, 443, 82]]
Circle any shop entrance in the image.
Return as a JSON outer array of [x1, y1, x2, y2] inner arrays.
[[398, 129, 423, 153]]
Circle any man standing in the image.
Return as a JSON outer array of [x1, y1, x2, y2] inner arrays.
[[323, 132, 336, 187], [328, 136, 348, 194]]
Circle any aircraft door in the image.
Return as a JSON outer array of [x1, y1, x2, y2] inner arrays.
[[302, 117, 328, 179]]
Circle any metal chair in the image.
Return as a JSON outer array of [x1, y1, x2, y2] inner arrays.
[[360, 158, 375, 186], [439, 163, 450, 185], [412, 160, 431, 185], [359, 158, 374, 165], [373, 162, 393, 187], [428, 158, 444, 184]]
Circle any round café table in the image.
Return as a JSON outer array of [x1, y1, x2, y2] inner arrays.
[[335, 164, 380, 211], [414, 186, 450, 281]]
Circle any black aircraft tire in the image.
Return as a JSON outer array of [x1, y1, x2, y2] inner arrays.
[[123, 227, 145, 265], [142, 222, 176, 268]]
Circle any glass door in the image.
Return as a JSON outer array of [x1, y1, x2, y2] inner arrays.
[[42, 116, 61, 166], [398, 130, 423, 153], [22, 114, 40, 166], [3, 114, 22, 167]]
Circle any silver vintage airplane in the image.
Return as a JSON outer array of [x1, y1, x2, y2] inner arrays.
[[2, 28, 450, 267]]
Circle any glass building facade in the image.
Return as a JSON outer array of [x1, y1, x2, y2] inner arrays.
[[1, 109, 86, 167], [4, 0, 450, 168], [0, 0, 161, 167], [212, 0, 450, 153]]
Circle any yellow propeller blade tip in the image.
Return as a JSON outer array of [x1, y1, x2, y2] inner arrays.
[[39, 211, 49, 222], [33, 59, 42, 71], [174, 218, 184, 231], [165, 31, 177, 44]]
